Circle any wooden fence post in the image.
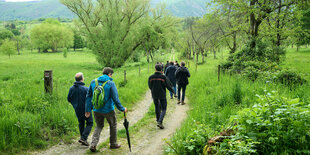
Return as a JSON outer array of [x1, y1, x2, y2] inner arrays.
[[195, 63, 198, 72], [218, 65, 221, 82], [139, 66, 141, 76], [124, 70, 127, 82], [44, 70, 53, 93]]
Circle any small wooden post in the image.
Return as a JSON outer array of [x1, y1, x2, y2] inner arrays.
[[195, 63, 198, 72], [218, 65, 221, 82], [44, 70, 53, 93], [139, 66, 141, 76], [124, 70, 127, 82], [189, 62, 190, 68]]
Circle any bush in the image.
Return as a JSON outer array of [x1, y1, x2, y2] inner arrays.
[[275, 68, 307, 86], [226, 92, 310, 154]]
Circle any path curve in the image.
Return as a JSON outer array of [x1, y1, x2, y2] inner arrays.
[[31, 90, 153, 155]]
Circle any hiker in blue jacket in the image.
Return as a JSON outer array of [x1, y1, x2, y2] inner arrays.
[[67, 72, 93, 146], [165, 61, 177, 99], [85, 67, 128, 152]]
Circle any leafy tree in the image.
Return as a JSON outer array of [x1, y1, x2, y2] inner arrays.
[[30, 19, 73, 52], [73, 31, 85, 51], [0, 39, 17, 58], [140, 5, 177, 63], [0, 29, 14, 45], [60, 0, 150, 68]]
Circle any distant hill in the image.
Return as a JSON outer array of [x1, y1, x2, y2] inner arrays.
[[0, 0, 208, 21]]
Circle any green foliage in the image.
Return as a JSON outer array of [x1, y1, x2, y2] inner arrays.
[[61, 0, 150, 68], [0, 29, 14, 45], [228, 92, 310, 154], [63, 48, 68, 58], [73, 31, 84, 50], [275, 68, 307, 86], [30, 19, 73, 52], [0, 39, 17, 58]]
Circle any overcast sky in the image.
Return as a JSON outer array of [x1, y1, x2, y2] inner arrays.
[[5, 0, 41, 2]]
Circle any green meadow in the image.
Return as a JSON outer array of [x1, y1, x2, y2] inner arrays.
[[0, 49, 150, 153]]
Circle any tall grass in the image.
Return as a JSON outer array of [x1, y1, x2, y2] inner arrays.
[[0, 49, 150, 154], [166, 48, 310, 154]]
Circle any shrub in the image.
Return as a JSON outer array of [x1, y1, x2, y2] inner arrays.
[[275, 68, 307, 86], [227, 92, 310, 154]]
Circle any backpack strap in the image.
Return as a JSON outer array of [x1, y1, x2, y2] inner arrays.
[[95, 78, 99, 87]]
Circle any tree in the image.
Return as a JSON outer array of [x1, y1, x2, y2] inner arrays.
[[73, 31, 85, 51], [60, 0, 150, 68], [0, 39, 17, 59], [30, 19, 74, 52], [140, 5, 177, 63], [0, 29, 14, 45], [213, 0, 299, 49]]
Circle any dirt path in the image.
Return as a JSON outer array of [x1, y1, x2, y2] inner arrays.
[[31, 90, 153, 155], [133, 99, 189, 155]]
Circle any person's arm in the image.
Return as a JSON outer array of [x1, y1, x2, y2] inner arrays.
[[148, 76, 152, 90], [165, 76, 175, 94], [110, 82, 126, 112], [85, 81, 94, 113], [187, 68, 191, 78], [67, 87, 72, 103]]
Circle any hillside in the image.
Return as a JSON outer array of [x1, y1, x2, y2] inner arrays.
[[0, 0, 208, 21]]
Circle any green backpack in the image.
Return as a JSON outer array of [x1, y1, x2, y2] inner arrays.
[[92, 79, 109, 109]]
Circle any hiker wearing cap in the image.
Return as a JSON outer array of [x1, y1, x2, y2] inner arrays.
[[175, 62, 191, 105], [165, 61, 177, 99], [85, 67, 128, 152], [148, 64, 175, 129], [67, 72, 93, 146]]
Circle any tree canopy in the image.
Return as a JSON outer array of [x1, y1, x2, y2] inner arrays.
[[30, 19, 73, 52]]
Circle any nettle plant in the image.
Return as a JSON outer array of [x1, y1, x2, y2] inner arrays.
[[215, 91, 310, 154]]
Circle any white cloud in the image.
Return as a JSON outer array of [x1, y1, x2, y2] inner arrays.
[[5, 0, 41, 2]]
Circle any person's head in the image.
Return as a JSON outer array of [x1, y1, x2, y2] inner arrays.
[[75, 72, 84, 82], [176, 61, 178, 63], [181, 61, 185, 67], [166, 61, 169, 64], [169, 61, 174, 65], [155, 64, 163, 72], [103, 67, 114, 77]]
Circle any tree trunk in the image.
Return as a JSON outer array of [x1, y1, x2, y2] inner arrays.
[[297, 45, 299, 51], [38, 48, 40, 53], [201, 49, 205, 63], [196, 50, 199, 63], [17, 40, 20, 55], [231, 31, 237, 54], [146, 50, 150, 63], [193, 43, 195, 61], [275, 0, 282, 47], [213, 47, 216, 59]]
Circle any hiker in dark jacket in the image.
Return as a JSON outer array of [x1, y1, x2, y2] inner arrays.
[[165, 61, 177, 99], [164, 61, 169, 73], [175, 62, 191, 105], [85, 67, 128, 152], [148, 64, 175, 129], [67, 72, 93, 146]]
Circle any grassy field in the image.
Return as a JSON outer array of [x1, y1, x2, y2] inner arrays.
[[166, 47, 310, 154], [0, 49, 152, 154]]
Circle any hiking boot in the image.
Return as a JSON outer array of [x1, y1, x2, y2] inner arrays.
[[157, 122, 165, 129], [174, 95, 177, 98], [78, 139, 89, 146], [170, 96, 173, 99], [177, 100, 181, 104], [110, 144, 121, 149], [90, 145, 96, 152], [181, 101, 186, 105]]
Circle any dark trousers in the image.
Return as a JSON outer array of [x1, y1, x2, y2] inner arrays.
[[76, 111, 93, 141], [153, 98, 167, 123], [169, 83, 177, 98], [91, 111, 117, 147], [177, 85, 187, 102]]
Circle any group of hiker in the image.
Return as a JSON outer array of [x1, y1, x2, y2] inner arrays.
[[67, 61, 190, 152]]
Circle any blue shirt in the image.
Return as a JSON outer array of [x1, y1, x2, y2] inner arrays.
[[86, 75, 125, 113]]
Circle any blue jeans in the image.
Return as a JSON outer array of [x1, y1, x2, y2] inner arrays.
[[76, 111, 93, 140], [169, 84, 177, 98], [153, 99, 167, 123]]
